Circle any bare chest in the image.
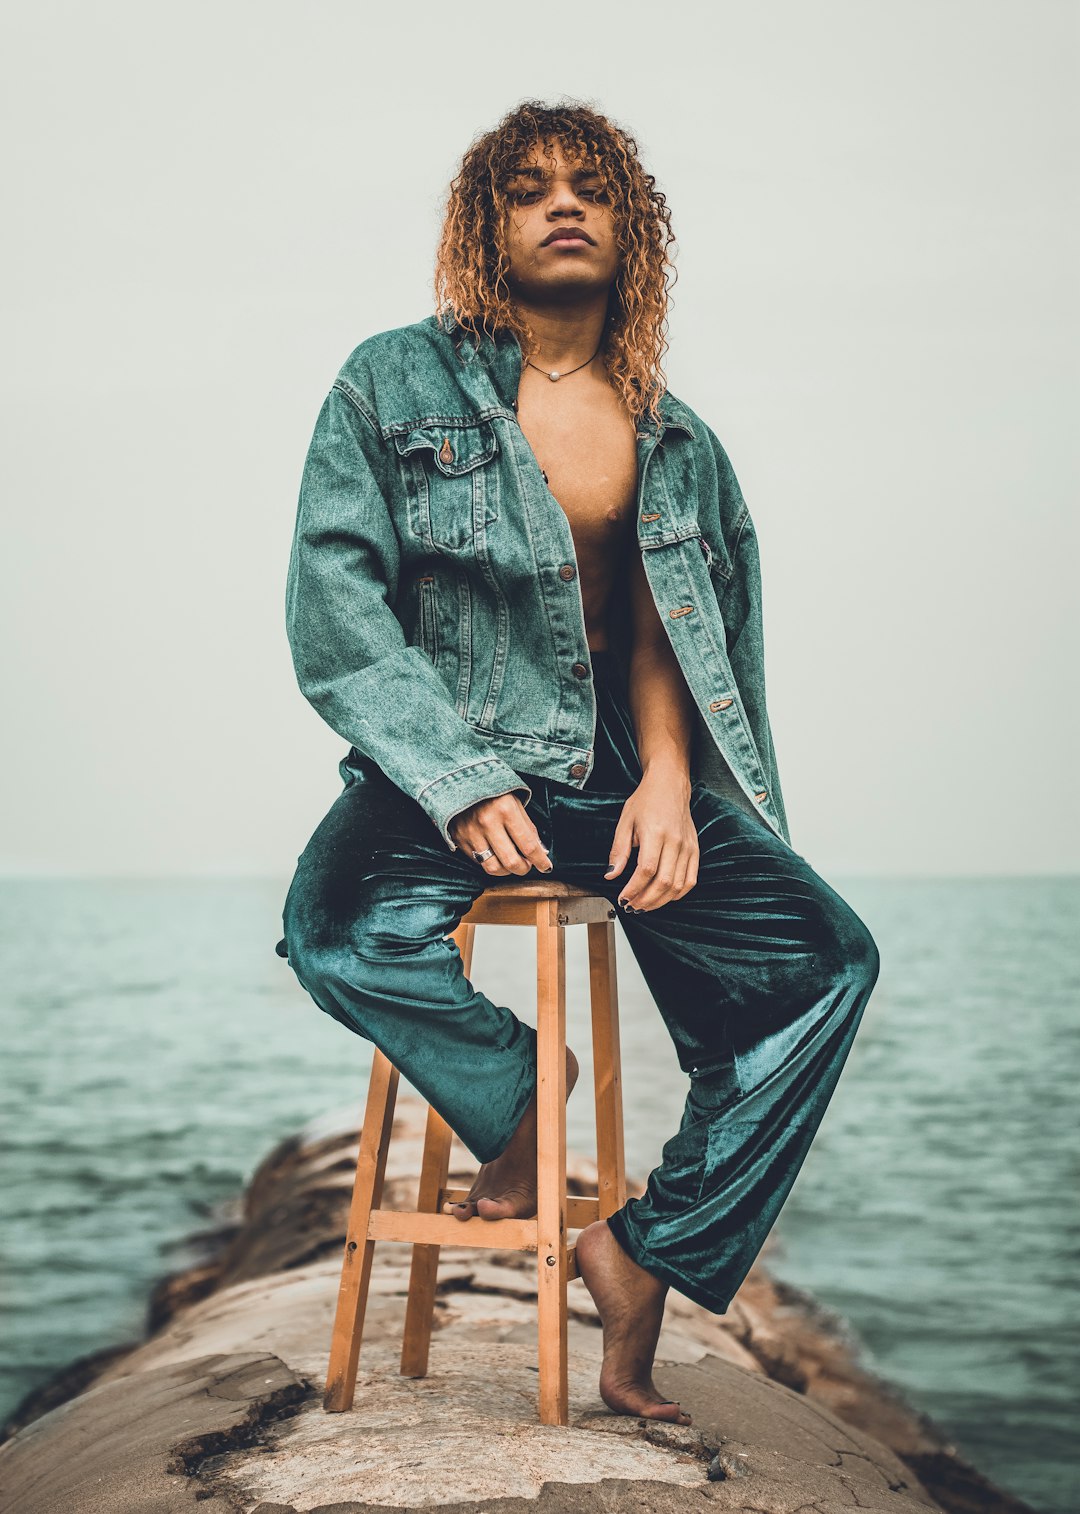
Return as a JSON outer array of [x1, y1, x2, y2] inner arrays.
[[516, 388, 639, 560]]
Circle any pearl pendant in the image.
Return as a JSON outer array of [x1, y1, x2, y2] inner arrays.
[[548, 370, 560, 381]]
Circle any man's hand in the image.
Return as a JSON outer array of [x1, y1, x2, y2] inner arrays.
[[450, 793, 553, 877], [605, 770, 699, 912]]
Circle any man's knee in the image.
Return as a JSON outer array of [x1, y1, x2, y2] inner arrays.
[[777, 869, 880, 1006], [836, 901, 880, 992], [278, 907, 349, 1007], [282, 889, 458, 998], [815, 889, 881, 1001], [278, 916, 408, 1042]]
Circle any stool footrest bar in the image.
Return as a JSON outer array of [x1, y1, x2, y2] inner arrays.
[[368, 1209, 537, 1250], [439, 1189, 600, 1229]]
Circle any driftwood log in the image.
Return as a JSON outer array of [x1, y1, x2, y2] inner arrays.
[[0, 1099, 1035, 1514]]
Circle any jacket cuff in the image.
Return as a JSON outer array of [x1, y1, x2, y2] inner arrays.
[[417, 759, 533, 853]]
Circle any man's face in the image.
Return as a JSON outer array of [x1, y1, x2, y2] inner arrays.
[[500, 138, 620, 304]]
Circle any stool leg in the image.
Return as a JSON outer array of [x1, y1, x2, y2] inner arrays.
[[399, 913, 472, 1378], [324, 1049, 399, 1412], [454, 919, 477, 977], [588, 919, 627, 1219], [535, 904, 569, 1426], [400, 1103, 453, 1377]]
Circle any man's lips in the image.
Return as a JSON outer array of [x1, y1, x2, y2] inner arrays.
[[541, 229, 595, 246]]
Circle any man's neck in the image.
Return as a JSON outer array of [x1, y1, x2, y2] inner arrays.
[[512, 290, 610, 372]]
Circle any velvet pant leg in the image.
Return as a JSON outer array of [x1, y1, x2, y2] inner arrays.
[[530, 651, 882, 1314], [599, 810, 880, 1314], [278, 750, 541, 1163]]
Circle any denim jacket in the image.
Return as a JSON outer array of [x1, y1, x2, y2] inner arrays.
[[286, 311, 791, 854]]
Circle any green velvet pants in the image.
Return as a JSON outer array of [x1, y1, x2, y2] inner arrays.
[[278, 651, 880, 1314]]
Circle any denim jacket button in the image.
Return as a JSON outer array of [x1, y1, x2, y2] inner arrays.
[[558, 564, 576, 581], [569, 762, 587, 778], [571, 662, 589, 679]]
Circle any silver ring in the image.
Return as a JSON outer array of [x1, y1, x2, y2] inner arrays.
[[472, 847, 495, 864]]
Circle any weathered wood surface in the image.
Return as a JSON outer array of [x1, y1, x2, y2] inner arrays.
[[0, 1099, 1035, 1514]]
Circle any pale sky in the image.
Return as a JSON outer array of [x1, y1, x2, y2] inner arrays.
[[2, 0, 1075, 877]]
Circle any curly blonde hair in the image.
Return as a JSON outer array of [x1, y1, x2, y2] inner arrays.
[[433, 98, 677, 425]]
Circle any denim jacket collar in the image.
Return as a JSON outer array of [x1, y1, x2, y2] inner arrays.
[[434, 310, 696, 445]]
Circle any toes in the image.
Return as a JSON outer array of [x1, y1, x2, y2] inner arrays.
[[601, 1388, 692, 1425], [648, 1402, 692, 1425], [476, 1193, 536, 1221], [475, 1196, 514, 1220], [448, 1200, 477, 1221], [630, 1402, 691, 1425]]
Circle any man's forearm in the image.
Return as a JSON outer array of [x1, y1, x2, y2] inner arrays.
[[626, 636, 696, 791]]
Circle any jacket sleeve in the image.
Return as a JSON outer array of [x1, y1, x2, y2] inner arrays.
[[286, 379, 532, 852], [703, 424, 793, 847], [723, 511, 791, 845]]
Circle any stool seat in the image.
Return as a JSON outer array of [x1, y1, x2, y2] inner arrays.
[[478, 877, 599, 897], [322, 877, 626, 1427]]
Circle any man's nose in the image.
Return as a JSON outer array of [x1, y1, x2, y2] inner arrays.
[[547, 182, 586, 215]]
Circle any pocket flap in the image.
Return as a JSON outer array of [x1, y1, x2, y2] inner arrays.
[[639, 524, 733, 581], [394, 422, 499, 475]]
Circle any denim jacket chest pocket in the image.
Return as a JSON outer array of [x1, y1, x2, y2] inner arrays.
[[637, 438, 734, 589], [393, 421, 501, 553]]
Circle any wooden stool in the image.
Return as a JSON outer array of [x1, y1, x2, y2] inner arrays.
[[323, 877, 626, 1427]]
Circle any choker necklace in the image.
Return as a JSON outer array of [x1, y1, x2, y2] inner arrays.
[[525, 339, 604, 383]]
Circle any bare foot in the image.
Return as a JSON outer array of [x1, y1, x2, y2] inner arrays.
[[574, 1219, 691, 1424], [449, 1047, 579, 1221]]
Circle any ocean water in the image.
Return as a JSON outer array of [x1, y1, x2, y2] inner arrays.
[[1, 876, 1076, 1513]]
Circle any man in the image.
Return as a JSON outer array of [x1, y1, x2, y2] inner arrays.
[[280, 100, 880, 1424]]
